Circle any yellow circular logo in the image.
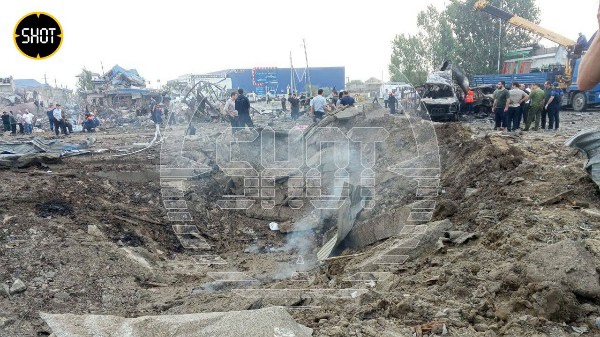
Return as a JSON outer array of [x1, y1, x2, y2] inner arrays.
[[14, 12, 63, 60]]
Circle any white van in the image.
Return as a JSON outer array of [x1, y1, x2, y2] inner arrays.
[[380, 82, 412, 100], [247, 93, 258, 103]]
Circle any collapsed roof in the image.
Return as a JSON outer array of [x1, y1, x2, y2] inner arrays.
[[104, 65, 146, 88]]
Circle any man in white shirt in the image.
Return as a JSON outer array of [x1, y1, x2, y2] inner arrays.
[[52, 104, 66, 136], [22, 109, 34, 134], [223, 92, 238, 132], [508, 82, 529, 132], [16, 111, 24, 134], [309, 88, 328, 123]]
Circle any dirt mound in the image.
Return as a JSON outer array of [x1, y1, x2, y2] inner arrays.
[[3, 110, 600, 336]]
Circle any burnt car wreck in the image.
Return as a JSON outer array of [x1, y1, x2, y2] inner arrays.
[[420, 61, 469, 122], [471, 85, 495, 117]]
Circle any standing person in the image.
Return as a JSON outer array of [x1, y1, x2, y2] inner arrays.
[[8, 111, 17, 135], [280, 96, 287, 111], [520, 84, 531, 124], [388, 90, 398, 114], [524, 83, 545, 131], [235, 88, 253, 128], [330, 90, 338, 105], [309, 88, 327, 123], [464, 88, 474, 114], [335, 91, 343, 107], [223, 92, 239, 131], [545, 82, 563, 131], [575, 32, 588, 56], [383, 89, 389, 108], [508, 82, 529, 132], [1, 111, 10, 132], [492, 81, 510, 131], [142, 103, 164, 142], [149, 97, 156, 113], [16, 111, 24, 134], [542, 81, 552, 129], [23, 109, 34, 134], [151, 103, 163, 124], [53, 104, 67, 136], [288, 93, 300, 121], [166, 103, 177, 126], [46, 104, 55, 131], [372, 91, 379, 104], [339, 90, 356, 107]]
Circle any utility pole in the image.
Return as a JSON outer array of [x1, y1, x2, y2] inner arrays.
[[303, 39, 312, 96], [497, 0, 504, 73], [290, 51, 295, 94]]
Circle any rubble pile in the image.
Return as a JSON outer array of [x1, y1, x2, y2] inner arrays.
[[2, 108, 600, 336]]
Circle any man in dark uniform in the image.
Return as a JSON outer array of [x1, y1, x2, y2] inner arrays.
[[281, 96, 287, 111], [288, 93, 300, 120], [388, 91, 398, 114], [1, 111, 10, 132], [542, 81, 552, 129], [235, 88, 253, 128]]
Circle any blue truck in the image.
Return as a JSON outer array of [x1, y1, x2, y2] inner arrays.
[[567, 58, 600, 111], [470, 59, 600, 112], [474, 0, 600, 111]]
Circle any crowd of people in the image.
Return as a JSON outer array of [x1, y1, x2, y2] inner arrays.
[[492, 80, 562, 132], [1, 104, 101, 137], [220, 88, 362, 128], [1, 109, 37, 135]]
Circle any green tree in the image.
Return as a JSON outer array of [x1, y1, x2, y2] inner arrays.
[[389, 33, 429, 86], [76, 68, 94, 96], [416, 5, 458, 71], [445, 0, 540, 75], [390, 0, 541, 80]]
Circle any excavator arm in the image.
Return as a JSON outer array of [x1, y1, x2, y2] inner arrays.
[[474, 0, 576, 83], [474, 0, 576, 48]]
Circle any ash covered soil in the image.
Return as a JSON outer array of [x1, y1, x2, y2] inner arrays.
[[2, 108, 600, 337]]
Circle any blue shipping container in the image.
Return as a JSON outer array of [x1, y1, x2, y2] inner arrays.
[[215, 67, 345, 94]]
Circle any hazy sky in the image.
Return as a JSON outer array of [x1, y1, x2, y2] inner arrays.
[[1, 0, 598, 89]]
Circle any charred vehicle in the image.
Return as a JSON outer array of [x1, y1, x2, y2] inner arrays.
[[472, 85, 495, 116], [420, 61, 469, 122]]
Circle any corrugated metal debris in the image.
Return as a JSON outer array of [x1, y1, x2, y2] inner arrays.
[[565, 129, 600, 188], [0, 137, 95, 168]]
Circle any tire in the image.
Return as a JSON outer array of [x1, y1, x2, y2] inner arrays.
[[573, 92, 587, 112]]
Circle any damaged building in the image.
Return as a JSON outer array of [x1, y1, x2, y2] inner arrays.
[[0, 77, 71, 107], [79, 65, 159, 110]]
